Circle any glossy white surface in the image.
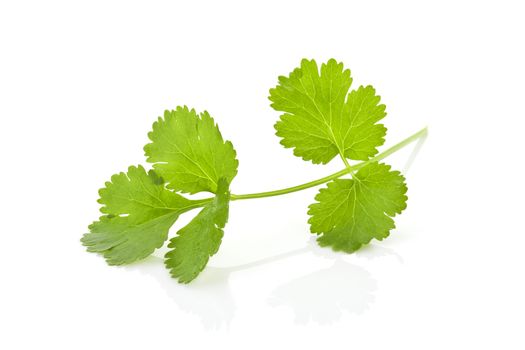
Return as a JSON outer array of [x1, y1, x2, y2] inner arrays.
[[1, 1, 524, 349]]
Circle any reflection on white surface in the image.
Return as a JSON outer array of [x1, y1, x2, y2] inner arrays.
[[265, 239, 406, 325], [125, 247, 311, 328], [126, 240, 402, 328], [268, 259, 377, 324], [125, 257, 235, 329]]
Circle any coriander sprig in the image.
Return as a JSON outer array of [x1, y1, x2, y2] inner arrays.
[[82, 59, 426, 283]]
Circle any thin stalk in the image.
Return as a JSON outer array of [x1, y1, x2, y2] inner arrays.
[[230, 166, 354, 200], [230, 126, 427, 201]]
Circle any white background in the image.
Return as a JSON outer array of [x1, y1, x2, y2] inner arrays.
[[1, 1, 524, 349]]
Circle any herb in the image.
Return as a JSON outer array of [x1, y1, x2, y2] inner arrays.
[[82, 59, 427, 283]]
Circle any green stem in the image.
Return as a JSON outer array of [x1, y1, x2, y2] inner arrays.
[[231, 166, 353, 200], [230, 127, 427, 201]]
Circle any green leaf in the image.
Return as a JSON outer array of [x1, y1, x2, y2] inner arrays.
[[270, 58, 387, 164], [144, 106, 238, 194], [83, 214, 179, 266], [308, 162, 407, 252], [81, 165, 202, 265], [165, 178, 231, 283]]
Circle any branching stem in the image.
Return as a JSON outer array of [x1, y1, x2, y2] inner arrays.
[[230, 127, 427, 201]]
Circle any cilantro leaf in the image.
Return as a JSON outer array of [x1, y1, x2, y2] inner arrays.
[[165, 178, 230, 283], [81, 165, 201, 265], [144, 106, 238, 194], [308, 162, 407, 252], [270, 59, 387, 164], [84, 214, 179, 265]]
